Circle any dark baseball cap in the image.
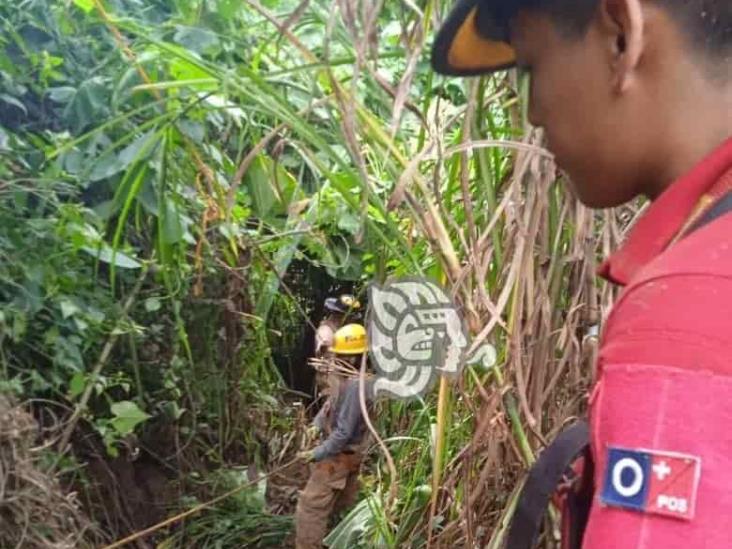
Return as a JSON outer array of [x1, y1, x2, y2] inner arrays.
[[431, 0, 521, 76]]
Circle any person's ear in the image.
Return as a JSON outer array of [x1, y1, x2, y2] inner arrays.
[[598, 0, 645, 93]]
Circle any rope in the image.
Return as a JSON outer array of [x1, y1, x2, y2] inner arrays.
[[101, 457, 301, 549]]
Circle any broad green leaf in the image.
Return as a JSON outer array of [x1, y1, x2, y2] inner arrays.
[[144, 297, 161, 312], [112, 65, 144, 108], [216, 0, 240, 18], [161, 401, 185, 421], [136, 177, 159, 215], [324, 497, 379, 548], [337, 211, 360, 235], [81, 246, 141, 269], [63, 77, 109, 134], [169, 58, 215, 90], [72, 0, 94, 13], [73, 317, 89, 332], [117, 131, 157, 167], [90, 131, 157, 182], [160, 201, 183, 244], [62, 149, 84, 174], [47, 86, 76, 103], [89, 151, 122, 182], [68, 372, 86, 399], [273, 163, 298, 211], [60, 299, 81, 319], [246, 155, 276, 219], [93, 199, 117, 220], [54, 336, 84, 372], [13, 280, 43, 314], [178, 120, 204, 143], [110, 401, 150, 436]]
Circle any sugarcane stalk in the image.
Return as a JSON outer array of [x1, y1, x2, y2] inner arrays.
[[426, 375, 450, 548]]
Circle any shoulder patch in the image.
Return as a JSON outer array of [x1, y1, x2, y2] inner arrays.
[[601, 446, 701, 521]]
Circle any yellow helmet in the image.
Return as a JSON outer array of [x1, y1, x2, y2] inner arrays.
[[331, 323, 368, 355]]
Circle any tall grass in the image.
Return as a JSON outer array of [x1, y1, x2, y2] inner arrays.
[[7, 0, 637, 545], [185, 2, 631, 546]]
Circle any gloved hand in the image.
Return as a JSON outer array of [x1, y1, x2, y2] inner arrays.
[[297, 449, 316, 462], [306, 425, 320, 440]]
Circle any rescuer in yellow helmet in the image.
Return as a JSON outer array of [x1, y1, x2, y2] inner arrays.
[[295, 323, 373, 549], [314, 294, 361, 357]]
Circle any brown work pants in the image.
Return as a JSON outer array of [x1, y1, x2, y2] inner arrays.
[[295, 453, 361, 549]]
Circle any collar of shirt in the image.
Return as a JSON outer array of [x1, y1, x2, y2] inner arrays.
[[599, 138, 732, 286]]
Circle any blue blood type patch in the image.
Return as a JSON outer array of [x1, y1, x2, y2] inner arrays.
[[601, 446, 700, 521]]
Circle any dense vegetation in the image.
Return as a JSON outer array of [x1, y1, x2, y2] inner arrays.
[[0, 0, 632, 547]]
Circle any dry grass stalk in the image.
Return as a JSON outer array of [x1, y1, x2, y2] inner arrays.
[[413, 132, 635, 546], [0, 396, 100, 548]]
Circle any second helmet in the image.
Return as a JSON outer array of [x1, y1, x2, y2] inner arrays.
[[324, 294, 361, 314]]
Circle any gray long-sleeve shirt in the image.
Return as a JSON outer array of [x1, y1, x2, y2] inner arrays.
[[312, 378, 373, 461]]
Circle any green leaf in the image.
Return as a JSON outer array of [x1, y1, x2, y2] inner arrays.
[[137, 177, 159, 215], [0, 94, 28, 115], [72, 0, 94, 13], [173, 26, 220, 56], [54, 336, 84, 372], [337, 211, 360, 235], [90, 131, 157, 182], [160, 201, 184, 244], [161, 401, 185, 421], [169, 58, 215, 90], [47, 86, 76, 103], [0, 377, 24, 396], [110, 401, 150, 436], [62, 149, 84, 174], [89, 151, 122, 182], [216, 0, 240, 19], [73, 317, 89, 332], [246, 155, 276, 219], [63, 77, 108, 134], [93, 199, 117, 220], [144, 297, 161, 312], [178, 120, 205, 143], [68, 372, 86, 399], [118, 131, 157, 167], [81, 246, 141, 269], [324, 497, 378, 548], [60, 299, 81, 319]]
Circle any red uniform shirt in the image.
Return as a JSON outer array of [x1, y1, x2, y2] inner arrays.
[[584, 138, 732, 548]]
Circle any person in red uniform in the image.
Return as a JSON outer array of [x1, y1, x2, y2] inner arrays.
[[431, 1, 731, 548]]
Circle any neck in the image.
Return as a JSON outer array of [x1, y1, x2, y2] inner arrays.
[[644, 61, 732, 199], [327, 373, 343, 395], [648, 126, 731, 201]]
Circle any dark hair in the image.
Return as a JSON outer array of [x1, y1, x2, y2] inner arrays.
[[520, 0, 731, 58]]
